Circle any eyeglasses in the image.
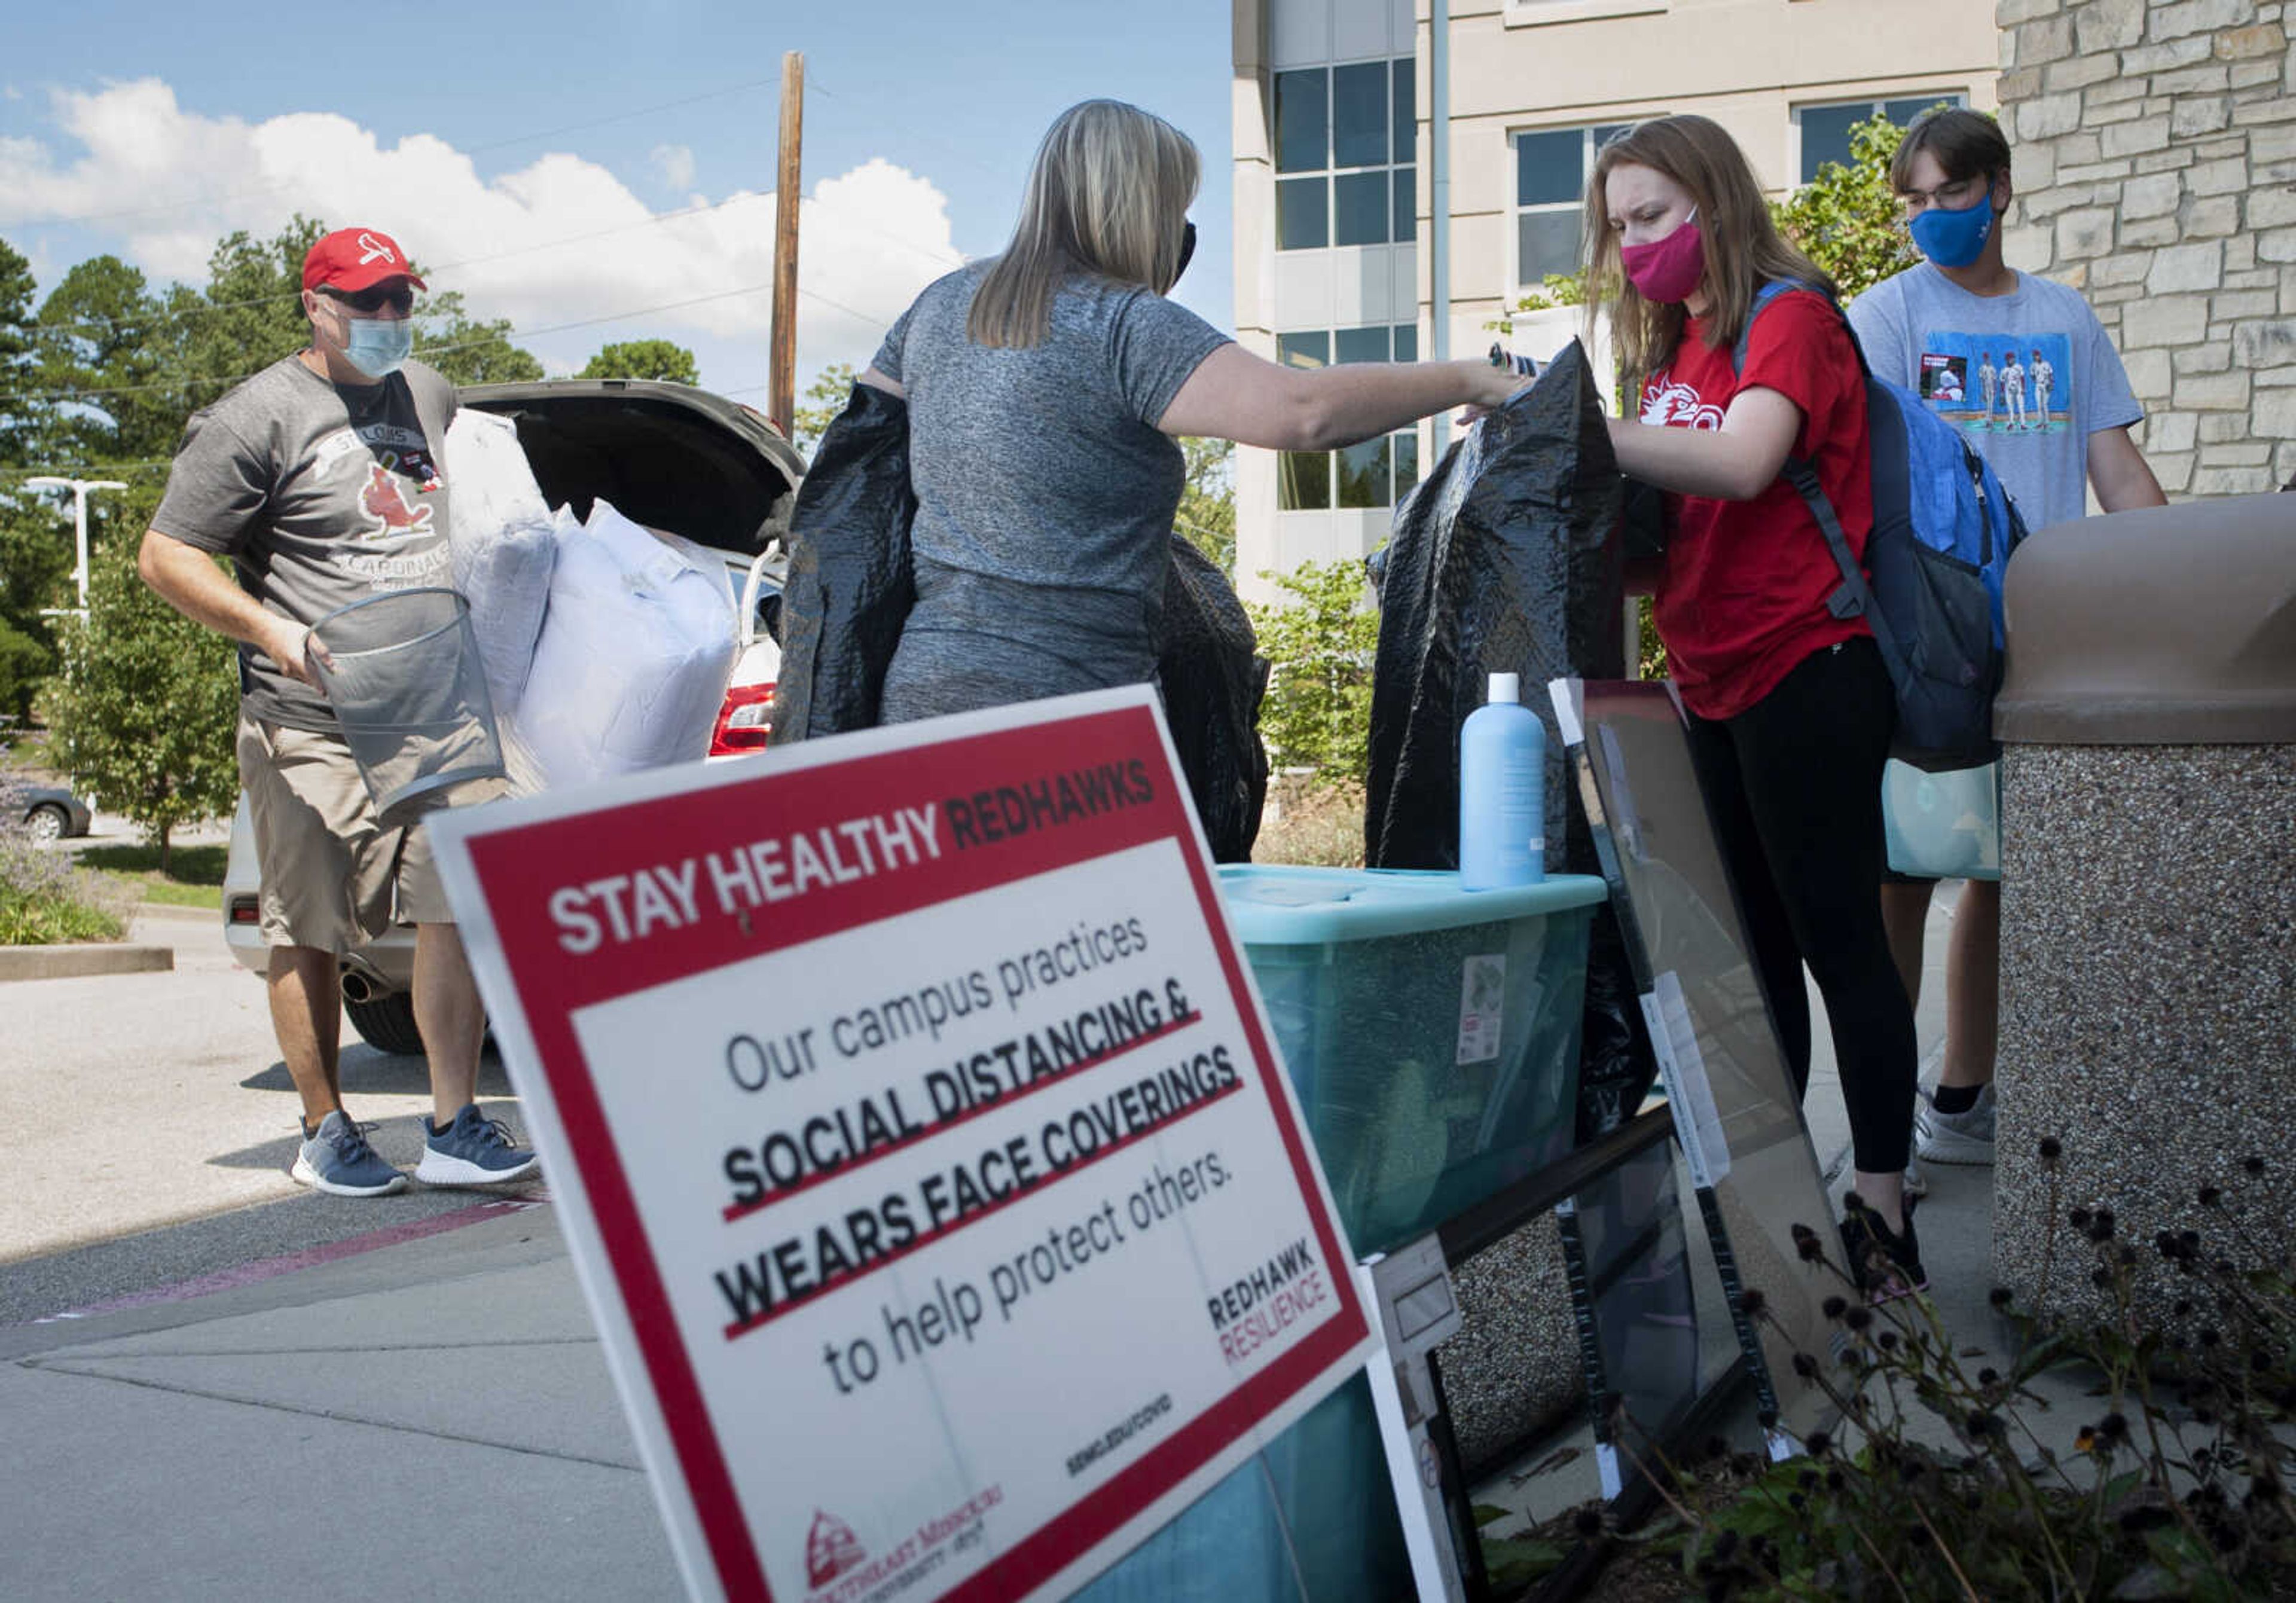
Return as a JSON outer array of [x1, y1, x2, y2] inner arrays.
[[1898, 175, 1989, 218], [319, 283, 416, 315]]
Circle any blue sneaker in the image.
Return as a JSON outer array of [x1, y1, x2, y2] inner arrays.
[[416, 1104, 540, 1186], [292, 1111, 408, 1198]]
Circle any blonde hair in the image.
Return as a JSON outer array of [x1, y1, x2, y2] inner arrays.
[[967, 99, 1200, 349], [1581, 115, 1836, 392]]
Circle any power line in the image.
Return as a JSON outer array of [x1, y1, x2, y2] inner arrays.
[[1, 279, 894, 406]]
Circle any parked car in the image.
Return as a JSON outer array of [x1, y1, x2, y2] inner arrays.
[[21, 784, 93, 842], [223, 378, 804, 1055]]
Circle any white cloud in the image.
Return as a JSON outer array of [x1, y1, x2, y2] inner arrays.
[[0, 78, 965, 381], [649, 142, 695, 193]]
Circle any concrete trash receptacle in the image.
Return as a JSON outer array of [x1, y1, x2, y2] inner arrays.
[[1989, 493, 2296, 1328]]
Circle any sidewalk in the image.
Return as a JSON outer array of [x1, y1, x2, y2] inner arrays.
[[0, 888, 2011, 1600]]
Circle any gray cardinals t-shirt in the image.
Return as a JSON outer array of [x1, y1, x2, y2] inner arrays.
[[153, 356, 457, 732], [868, 265, 1230, 722]]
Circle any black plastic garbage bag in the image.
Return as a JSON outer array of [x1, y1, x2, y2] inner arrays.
[[770, 384, 917, 743], [1360, 340, 1654, 1135], [1159, 536, 1269, 862], [1364, 338, 1625, 871]]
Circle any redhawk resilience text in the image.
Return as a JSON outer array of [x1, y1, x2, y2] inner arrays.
[[941, 758, 1155, 850]]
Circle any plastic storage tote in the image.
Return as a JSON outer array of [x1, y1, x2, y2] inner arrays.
[[1217, 865, 1608, 1259], [307, 587, 505, 825], [1882, 759, 2001, 881]]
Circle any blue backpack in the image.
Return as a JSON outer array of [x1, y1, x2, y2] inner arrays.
[[1734, 280, 2029, 772]]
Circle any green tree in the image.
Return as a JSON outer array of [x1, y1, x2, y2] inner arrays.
[[45, 491, 239, 871], [1175, 436, 1236, 573], [579, 338, 699, 385], [791, 362, 859, 458], [1247, 558, 1381, 783], [33, 254, 178, 463], [166, 218, 329, 417], [1772, 109, 1929, 299], [413, 289, 545, 386], [0, 234, 65, 720]]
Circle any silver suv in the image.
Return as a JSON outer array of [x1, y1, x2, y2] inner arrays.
[[222, 378, 804, 1054]]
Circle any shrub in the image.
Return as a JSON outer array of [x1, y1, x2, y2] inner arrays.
[[1247, 558, 1381, 786], [0, 818, 130, 944]]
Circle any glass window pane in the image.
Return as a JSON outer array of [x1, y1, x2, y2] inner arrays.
[[1336, 436, 1392, 508], [1518, 208, 1581, 283], [1594, 122, 1635, 152], [1335, 326, 1390, 365], [1799, 104, 1867, 183], [1277, 331, 1330, 370], [1333, 63, 1388, 167], [1278, 177, 1329, 250], [1333, 171, 1390, 246], [1281, 450, 1332, 511], [1393, 167, 1416, 242], [1392, 324, 1417, 364], [1394, 430, 1420, 497], [1275, 69, 1329, 173], [1884, 94, 1959, 126], [1392, 59, 1416, 164], [1516, 127, 1584, 207]]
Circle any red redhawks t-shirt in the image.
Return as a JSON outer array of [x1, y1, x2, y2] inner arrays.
[[1642, 289, 1874, 721]]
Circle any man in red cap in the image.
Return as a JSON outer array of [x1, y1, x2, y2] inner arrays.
[[139, 225, 538, 1198]]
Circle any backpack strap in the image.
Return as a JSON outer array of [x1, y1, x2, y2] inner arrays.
[[1730, 279, 1888, 633]]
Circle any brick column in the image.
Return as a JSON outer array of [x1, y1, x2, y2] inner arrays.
[[1995, 0, 2295, 496]]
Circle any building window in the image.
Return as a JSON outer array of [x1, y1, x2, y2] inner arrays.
[[1275, 325, 1423, 510], [1513, 122, 1632, 289], [1795, 94, 1966, 184], [1273, 59, 1416, 251]]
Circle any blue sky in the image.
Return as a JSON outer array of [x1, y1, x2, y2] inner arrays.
[[0, 0, 1237, 401]]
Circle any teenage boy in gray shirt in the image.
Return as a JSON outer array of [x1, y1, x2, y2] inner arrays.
[[142, 225, 537, 1198], [1847, 108, 2166, 1191]]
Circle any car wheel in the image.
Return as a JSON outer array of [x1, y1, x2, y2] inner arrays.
[[24, 804, 66, 844], [346, 993, 426, 1057]]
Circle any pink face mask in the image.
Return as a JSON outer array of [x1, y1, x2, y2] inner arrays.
[[1620, 209, 1705, 304]]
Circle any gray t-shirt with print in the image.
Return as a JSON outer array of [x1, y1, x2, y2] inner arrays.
[[1847, 264, 2142, 531], [152, 356, 457, 733], [868, 265, 1230, 722]]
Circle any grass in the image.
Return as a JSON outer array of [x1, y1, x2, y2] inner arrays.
[[77, 842, 227, 910]]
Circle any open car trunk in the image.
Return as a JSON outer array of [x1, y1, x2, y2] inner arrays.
[[460, 378, 806, 560]]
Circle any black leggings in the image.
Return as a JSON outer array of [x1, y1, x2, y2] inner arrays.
[[1684, 636, 1917, 1175]]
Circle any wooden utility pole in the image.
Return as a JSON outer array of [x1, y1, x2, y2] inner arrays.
[[770, 50, 805, 439]]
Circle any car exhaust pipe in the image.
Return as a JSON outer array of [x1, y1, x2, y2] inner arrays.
[[338, 957, 400, 1005]]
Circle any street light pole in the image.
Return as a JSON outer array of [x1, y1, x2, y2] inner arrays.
[[23, 477, 129, 622]]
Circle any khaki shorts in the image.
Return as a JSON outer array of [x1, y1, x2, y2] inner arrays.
[[236, 714, 503, 954]]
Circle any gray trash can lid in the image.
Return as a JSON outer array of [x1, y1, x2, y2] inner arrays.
[[1996, 492, 2296, 745]]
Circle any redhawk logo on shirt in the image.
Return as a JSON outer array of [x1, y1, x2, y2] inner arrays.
[[1640, 376, 1724, 430], [360, 463, 436, 538]]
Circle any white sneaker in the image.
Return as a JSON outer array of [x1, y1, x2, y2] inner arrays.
[[1903, 1154, 1929, 1198], [1915, 1083, 1996, 1166]]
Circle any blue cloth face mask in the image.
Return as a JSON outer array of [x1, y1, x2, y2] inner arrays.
[[1910, 194, 1995, 270], [342, 316, 414, 379]]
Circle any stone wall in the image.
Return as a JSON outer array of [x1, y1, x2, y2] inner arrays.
[[1995, 0, 2296, 497]]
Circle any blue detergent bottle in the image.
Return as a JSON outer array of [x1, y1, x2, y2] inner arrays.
[[1459, 671, 1545, 890]]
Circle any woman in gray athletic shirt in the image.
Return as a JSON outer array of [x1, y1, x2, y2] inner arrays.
[[856, 98, 1525, 723]]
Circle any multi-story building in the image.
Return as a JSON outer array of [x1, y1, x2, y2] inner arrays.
[[1229, 0, 2000, 600]]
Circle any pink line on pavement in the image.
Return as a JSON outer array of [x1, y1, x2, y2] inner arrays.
[[28, 1193, 552, 1325]]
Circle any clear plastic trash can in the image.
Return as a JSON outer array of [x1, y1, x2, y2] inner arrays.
[[307, 587, 505, 825]]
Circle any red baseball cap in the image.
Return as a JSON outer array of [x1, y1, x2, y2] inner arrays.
[[301, 227, 428, 294]]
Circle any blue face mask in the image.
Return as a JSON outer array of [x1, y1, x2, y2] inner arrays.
[[1910, 193, 1995, 270], [341, 316, 414, 380]]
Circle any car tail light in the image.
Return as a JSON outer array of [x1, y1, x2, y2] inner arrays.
[[228, 896, 261, 925], [710, 681, 777, 755]]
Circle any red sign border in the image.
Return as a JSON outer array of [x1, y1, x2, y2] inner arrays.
[[458, 701, 1370, 1602]]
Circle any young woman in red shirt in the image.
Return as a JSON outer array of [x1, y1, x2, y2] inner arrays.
[[1584, 115, 1923, 1298]]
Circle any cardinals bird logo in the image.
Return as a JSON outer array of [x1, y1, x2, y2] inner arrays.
[[361, 463, 435, 537]]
